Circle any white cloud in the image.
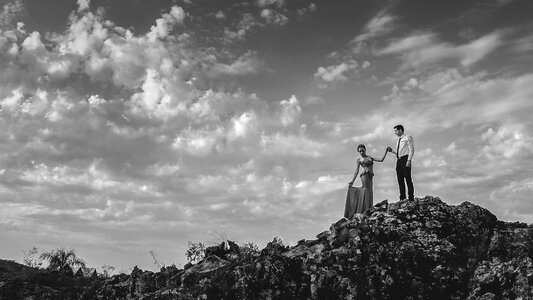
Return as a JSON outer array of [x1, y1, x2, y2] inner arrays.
[[379, 33, 435, 54], [279, 95, 302, 127], [314, 60, 358, 82], [354, 12, 397, 43], [1, 87, 24, 112], [229, 111, 257, 140], [381, 69, 533, 133], [417, 148, 447, 168], [343, 114, 395, 143], [147, 162, 182, 177], [130, 69, 178, 117], [260, 132, 325, 157], [379, 32, 503, 69], [481, 124, 533, 160], [147, 6, 185, 41], [215, 10, 226, 20], [173, 126, 225, 156], [260, 9, 289, 26], [444, 142, 457, 153], [257, 0, 285, 8], [513, 33, 533, 53], [457, 33, 502, 66], [209, 50, 263, 77], [0, 0, 24, 27], [297, 3, 317, 18], [22, 31, 45, 51], [77, 0, 90, 12], [490, 179, 533, 221], [60, 12, 108, 57], [223, 13, 260, 42]]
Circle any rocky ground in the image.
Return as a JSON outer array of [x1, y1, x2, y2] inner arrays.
[[1, 196, 532, 299]]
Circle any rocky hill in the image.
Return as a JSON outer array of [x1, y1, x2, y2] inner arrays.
[[1, 196, 532, 299]]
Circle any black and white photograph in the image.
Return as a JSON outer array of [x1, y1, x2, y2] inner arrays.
[[1, 0, 532, 298]]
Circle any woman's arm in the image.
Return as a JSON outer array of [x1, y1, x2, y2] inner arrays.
[[372, 149, 388, 162], [349, 158, 360, 186]]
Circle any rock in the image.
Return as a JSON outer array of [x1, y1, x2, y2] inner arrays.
[[205, 240, 240, 261], [261, 236, 287, 256], [373, 199, 389, 211], [1, 195, 532, 300], [316, 230, 330, 240], [332, 217, 349, 229]]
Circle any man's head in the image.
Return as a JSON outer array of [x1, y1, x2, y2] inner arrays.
[[394, 125, 404, 137]]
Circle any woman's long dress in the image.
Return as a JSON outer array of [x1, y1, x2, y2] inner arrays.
[[344, 157, 374, 219]]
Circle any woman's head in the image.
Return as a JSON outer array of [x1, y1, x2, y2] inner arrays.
[[357, 144, 366, 155]]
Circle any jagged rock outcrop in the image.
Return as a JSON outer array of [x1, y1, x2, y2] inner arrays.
[[1, 196, 532, 299]]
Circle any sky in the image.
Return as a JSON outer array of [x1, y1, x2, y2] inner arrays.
[[1, 0, 533, 272]]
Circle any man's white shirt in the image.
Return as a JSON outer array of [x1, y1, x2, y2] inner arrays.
[[397, 134, 415, 160]]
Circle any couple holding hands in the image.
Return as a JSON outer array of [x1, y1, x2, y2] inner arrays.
[[344, 124, 415, 219]]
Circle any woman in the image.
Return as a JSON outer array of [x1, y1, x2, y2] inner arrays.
[[344, 144, 388, 219]]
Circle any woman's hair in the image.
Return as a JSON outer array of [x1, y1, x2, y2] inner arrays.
[[357, 144, 366, 151]]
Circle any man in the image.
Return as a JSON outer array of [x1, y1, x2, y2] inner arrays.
[[387, 125, 415, 201]]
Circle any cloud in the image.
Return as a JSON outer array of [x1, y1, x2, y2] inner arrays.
[[297, 3, 317, 18], [513, 33, 533, 53], [353, 12, 397, 43], [260, 132, 326, 158], [222, 13, 261, 42], [0, 0, 24, 27], [379, 32, 435, 54], [0, 5, 283, 216], [490, 178, 533, 221], [208, 50, 264, 77], [380, 69, 533, 133], [260, 8, 289, 26], [147, 6, 186, 41], [481, 123, 533, 160], [215, 11, 226, 20], [229, 111, 257, 140], [314, 60, 359, 82], [206, 1, 315, 44], [77, 0, 90, 12], [257, 0, 285, 8], [279, 95, 302, 127], [379, 31, 503, 69], [343, 114, 393, 143], [173, 125, 226, 157]]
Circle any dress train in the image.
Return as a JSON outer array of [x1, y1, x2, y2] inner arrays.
[[344, 172, 373, 219]]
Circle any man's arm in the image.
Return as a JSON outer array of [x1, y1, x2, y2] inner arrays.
[[407, 135, 415, 167]]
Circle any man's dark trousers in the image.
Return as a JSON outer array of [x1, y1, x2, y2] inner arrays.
[[396, 155, 414, 200]]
